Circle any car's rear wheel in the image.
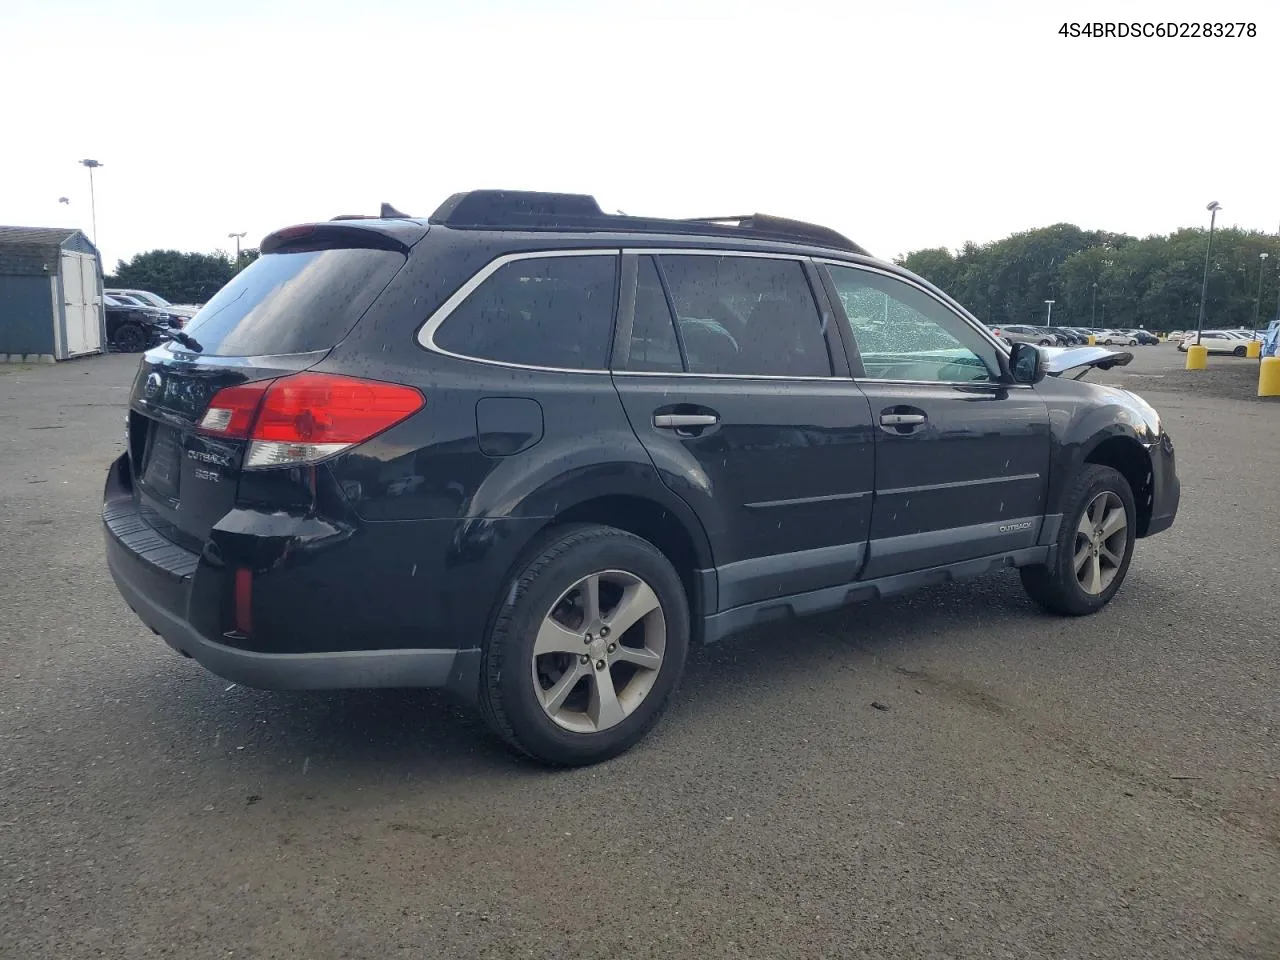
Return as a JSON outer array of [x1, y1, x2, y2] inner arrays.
[[479, 524, 689, 766], [1234, 345, 1247, 357], [1020, 465, 1136, 616], [112, 323, 147, 353], [1039, 338, 1053, 346]]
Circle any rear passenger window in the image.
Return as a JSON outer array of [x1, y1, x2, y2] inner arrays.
[[658, 255, 831, 377], [627, 256, 684, 372], [433, 254, 617, 370]]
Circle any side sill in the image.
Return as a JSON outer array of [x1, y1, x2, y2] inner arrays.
[[699, 546, 1050, 644]]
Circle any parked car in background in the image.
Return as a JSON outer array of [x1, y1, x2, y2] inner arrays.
[[1263, 319, 1280, 358], [101, 189, 1181, 765], [104, 295, 177, 352], [1122, 329, 1159, 346], [1177, 331, 1252, 356], [996, 324, 1061, 346], [106, 289, 199, 321], [1039, 327, 1082, 345], [1098, 330, 1138, 346]]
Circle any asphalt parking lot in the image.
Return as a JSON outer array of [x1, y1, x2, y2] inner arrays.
[[2, 345, 1277, 959]]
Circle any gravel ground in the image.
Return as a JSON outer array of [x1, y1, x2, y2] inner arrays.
[[1, 345, 1277, 959]]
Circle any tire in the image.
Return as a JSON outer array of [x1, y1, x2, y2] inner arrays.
[[1233, 345, 1247, 357], [1020, 464, 1137, 616], [479, 523, 690, 766], [112, 323, 147, 353], [1039, 338, 1053, 346]]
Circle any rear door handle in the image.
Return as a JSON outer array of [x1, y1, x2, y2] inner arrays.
[[879, 413, 926, 426], [653, 413, 719, 429]]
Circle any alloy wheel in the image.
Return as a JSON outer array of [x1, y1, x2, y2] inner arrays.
[[531, 569, 667, 733], [1074, 491, 1127, 595]]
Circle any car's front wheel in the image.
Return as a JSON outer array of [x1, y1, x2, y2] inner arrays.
[[479, 524, 689, 766], [1020, 464, 1136, 616], [1233, 345, 1247, 357], [112, 323, 147, 353]]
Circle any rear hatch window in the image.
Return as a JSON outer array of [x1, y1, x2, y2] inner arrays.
[[181, 247, 405, 357]]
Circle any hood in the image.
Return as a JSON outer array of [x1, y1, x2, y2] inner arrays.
[[1039, 345, 1133, 379]]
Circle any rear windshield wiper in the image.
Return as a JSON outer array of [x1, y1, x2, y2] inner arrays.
[[169, 331, 203, 353]]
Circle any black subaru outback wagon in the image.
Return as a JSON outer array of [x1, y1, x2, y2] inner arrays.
[[104, 190, 1179, 765]]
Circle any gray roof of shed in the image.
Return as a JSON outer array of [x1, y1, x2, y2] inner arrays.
[[0, 226, 98, 276], [0, 226, 81, 247]]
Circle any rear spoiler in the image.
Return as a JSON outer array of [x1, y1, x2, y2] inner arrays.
[[261, 217, 428, 255], [1040, 345, 1133, 380]]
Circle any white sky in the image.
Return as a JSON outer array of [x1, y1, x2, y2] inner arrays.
[[2, 0, 1276, 269]]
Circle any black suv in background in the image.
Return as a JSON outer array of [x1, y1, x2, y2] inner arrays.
[[103, 191, 1179, 765], [104, 294, 180, 353]]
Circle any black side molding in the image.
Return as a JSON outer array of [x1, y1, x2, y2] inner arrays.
[[700, 546, 1051, 644]]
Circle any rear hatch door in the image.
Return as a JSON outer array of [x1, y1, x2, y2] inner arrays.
[[126, 225, 419, 550]]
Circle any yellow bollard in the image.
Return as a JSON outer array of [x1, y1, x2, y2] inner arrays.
[[1246, 339, 1261, 359], [1087, 334, 1096, 346], [1185, 344, 1208, 370], [1260, 356, 1280, 397]]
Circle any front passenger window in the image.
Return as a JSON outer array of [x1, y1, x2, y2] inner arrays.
[[826, 265, 998, 382]]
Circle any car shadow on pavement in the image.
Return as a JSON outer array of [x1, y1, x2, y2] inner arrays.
[[128, 569, 1150, 777]]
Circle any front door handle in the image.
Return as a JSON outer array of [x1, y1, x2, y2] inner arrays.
[[879, 413, 926, 426], [654, 413, 719, 429]]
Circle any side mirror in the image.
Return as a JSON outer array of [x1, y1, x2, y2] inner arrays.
[[1009, 341, 1045, 384]]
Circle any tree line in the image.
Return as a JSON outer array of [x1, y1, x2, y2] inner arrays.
[[106, 249, 259, 304], [106, 226, 1280, 333], [897, 224, 1280, 333]]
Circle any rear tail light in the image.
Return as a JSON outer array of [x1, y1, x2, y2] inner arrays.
[[199, 373, 424, 469], [198, 381, 272, 436]]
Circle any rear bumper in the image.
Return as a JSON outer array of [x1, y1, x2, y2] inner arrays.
[[106, 527, 477, 690], [102, 454, 486, 692]]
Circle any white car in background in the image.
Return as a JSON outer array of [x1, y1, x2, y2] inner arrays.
[[1098, 329, 1138, 346], [1177, 331, 1253, 356]]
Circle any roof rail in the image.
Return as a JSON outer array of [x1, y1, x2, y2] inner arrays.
[[428, 190, 868, 255]]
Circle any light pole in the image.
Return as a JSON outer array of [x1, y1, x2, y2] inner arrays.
[[1254, 253, 1270, 331], [1044, 299, 1055, 326], [78, 159, 102, 246], [1194, 201, 1221, 346], [228, 232, 247, 258], [1091, 282, 1098, 326]]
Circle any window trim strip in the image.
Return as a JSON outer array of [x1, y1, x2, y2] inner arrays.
[[414, 245, 1019, 384]]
